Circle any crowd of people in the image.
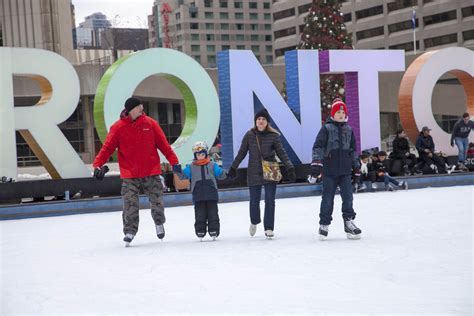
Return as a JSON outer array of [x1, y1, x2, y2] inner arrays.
[[91, 96, 472, 245]]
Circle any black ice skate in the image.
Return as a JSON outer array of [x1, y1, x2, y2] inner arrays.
[[209, 231, 219, 241], [196, 232, 206, 241], [155, 224, 165, 240], [319, 225, 329, 241], [123, 233, 135, 247], [344, 219, 361, 240]]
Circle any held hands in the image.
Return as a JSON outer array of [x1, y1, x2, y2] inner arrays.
[[227, 167, 237, 179], [310, 161, 323, 178], [287, 168, 296, 183], [93, 165, 109, 180], [172, 164, 182, 174]]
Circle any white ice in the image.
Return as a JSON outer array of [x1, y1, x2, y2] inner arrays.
[[1, 186, 473, 314]]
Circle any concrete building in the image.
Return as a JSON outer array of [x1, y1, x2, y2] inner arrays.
[[75, 12, 112, 47], [272, 0, 474, 60], [100, 28, 149, 51], [148, 0, 274, 67], [0, 0, 77, 63]]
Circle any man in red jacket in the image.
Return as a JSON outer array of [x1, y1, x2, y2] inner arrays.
[[93, 97, 179, 247]]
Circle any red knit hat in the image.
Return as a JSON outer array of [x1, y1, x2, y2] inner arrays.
[[330, 99, 348, 118]]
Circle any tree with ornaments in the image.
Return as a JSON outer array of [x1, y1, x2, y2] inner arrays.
[[298, 0, 353, 121]]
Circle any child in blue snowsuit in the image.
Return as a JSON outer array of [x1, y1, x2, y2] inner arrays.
[[310, 99, 362, 240], [175, 141, 227, 240]]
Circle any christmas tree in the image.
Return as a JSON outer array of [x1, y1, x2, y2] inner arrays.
[[298, 0, 353, 120]]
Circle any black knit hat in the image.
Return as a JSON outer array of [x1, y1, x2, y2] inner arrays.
[[254, 109, 270, 123], [124, 97, 141, 112]]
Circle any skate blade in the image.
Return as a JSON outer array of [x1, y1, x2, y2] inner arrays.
[[346, 233, 361, 240], [212, 237, 217, 241], [124, 242, 131, 247], [319, 234, 328, 241]]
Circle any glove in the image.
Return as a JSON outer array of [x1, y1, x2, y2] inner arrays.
[[353, 168, 361, 178], [310, 161, 323, 178], [287, 168, 296, 183], [172, 164, 182, 173], [227, 167, 237, 179], [405, 152, 411, 157], [93, 165, 109, 180], [353, 168, 361, 183]]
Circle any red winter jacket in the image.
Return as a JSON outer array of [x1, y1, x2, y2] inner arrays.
[[93, 112, 179, 179]]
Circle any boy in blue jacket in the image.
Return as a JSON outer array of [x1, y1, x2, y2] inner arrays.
[[174, 141, 227, 240], [310, 99, 362, 240]]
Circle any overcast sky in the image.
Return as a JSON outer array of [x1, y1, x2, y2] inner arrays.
[[72, 0, 154, 28]]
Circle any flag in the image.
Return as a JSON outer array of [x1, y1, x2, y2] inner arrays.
[[412, 10, 416, 29]]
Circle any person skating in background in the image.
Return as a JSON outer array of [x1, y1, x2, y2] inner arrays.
[[450, 112, 474, 171], [416, 126, 446, 174], [93, 97, 179, 247], [374, 151, 408, 191], [310, 99, 361, 240], [175, 141, 227, 241], [228, 109, 295, 239]]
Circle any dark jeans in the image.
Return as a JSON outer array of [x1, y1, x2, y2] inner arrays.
[[419, 153, 446, 173], [320, 175, 356, 225], [194, 200, 220, 237], [382, 174, 399, 186], [249, 182, 277, 230], [392, 152, 416, 168]]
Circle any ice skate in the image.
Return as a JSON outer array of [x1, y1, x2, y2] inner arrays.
[[318, 225, 329, 241], [249, 224, 257, 237], [385, 183, 394, 191], [197, 232, 205, 241], [155, 224, 165, 240], [357, 183, 367, 192], [403, 164, 410, 176], [371, 182, 378, 191], [458, 162, 469, 172], [265, 229, 274, 239], [398, 181, 408, 190], [344, 219, 361, 240], [209, 231, 219, 241], [123, 233, 135, 247]]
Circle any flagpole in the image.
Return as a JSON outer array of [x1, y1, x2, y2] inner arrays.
[[412, 8, 417, 55]]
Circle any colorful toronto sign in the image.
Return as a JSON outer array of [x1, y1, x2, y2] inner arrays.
[[0, 47, 472, 180]]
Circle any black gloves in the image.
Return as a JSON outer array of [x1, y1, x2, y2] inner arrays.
[[287, 168, 296, 183], [227, 167, 237, 179], [93, 165, 109, 180], [353, 168, 361, 183], [310, 161, 323, 178], [172, 164, 182, 173]]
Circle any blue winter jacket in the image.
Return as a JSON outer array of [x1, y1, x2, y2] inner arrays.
[[312, 118, 359, 176]]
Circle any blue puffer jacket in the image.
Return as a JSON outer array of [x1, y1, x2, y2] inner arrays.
[[312, 118, 359, 176]]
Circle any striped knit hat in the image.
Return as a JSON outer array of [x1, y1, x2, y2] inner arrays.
[[330, 99, 348, 118]]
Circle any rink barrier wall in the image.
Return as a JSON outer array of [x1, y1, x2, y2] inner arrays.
[[0, 173, 473, 220]]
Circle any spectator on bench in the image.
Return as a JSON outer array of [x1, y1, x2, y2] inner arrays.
[[374, 151, 408, 191], [416, 126, 446, 174], [390, 129, 419, 176], [353, 153, 376, 192]]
